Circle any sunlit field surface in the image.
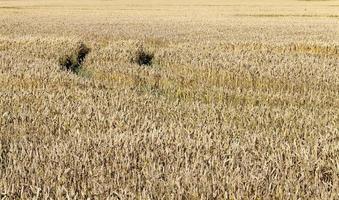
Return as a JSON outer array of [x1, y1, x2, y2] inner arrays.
[[0, 0, 338, 199]]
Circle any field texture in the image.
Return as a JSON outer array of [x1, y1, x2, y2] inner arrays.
[[0, 0, 338, 199]]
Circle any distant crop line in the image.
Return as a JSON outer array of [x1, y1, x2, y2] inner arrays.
[[235, 14, 339, 18]]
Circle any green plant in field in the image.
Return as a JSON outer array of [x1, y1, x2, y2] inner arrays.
[[132, 47, 154, 66], [59, 43, 91, 74]]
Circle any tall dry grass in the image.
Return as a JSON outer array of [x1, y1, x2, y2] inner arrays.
[[0, 0, 338, 199]]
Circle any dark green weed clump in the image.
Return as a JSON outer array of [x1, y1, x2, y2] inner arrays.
[[133, 48, 154, 66], [59, 43, 91, 74]]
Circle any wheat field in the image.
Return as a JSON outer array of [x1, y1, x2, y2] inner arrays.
[[0, 0, 338, 199]]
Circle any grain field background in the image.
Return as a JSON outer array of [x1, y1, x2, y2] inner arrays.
[[0, 0, 338, 199]]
